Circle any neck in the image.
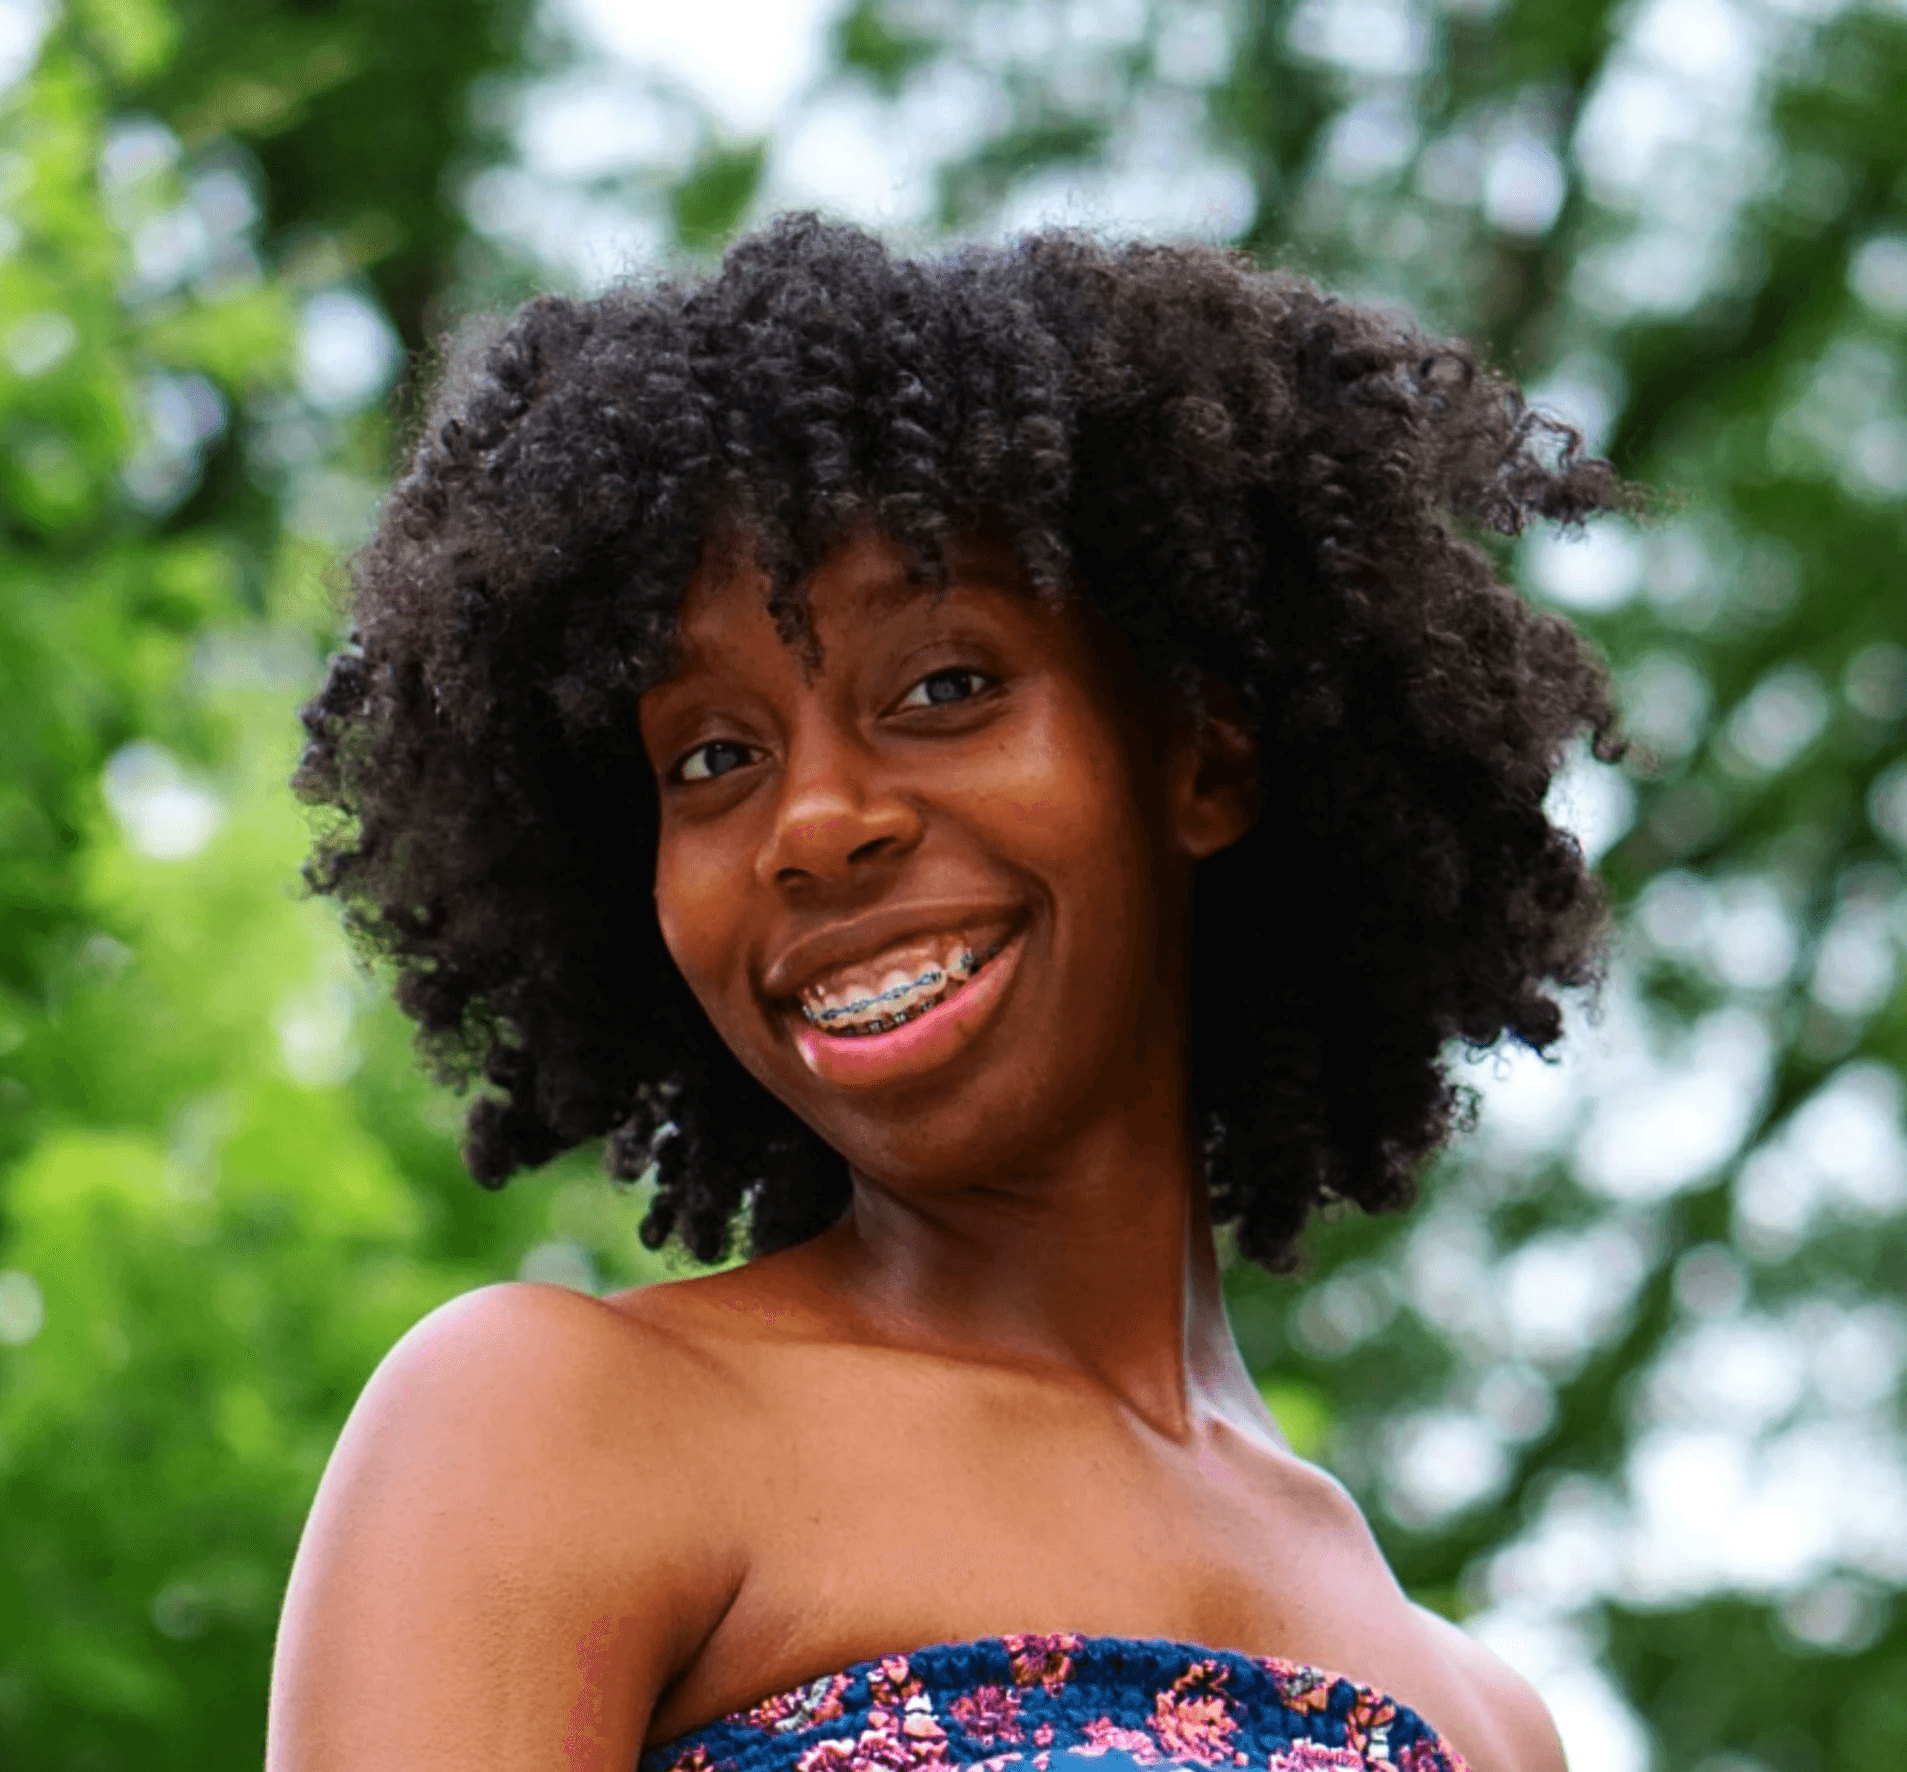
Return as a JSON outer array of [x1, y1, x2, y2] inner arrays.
[[821, 1091, 1268, 1443]]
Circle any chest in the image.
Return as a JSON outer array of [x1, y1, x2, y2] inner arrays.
[[759, 1402, 1304, 1616], [651, 1362, 1414, 1738]]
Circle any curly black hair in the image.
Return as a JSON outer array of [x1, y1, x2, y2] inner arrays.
[[295, 212, 1633, 1272]]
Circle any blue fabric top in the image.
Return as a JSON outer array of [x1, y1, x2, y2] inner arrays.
[[639, 1634, 1470, 1772]]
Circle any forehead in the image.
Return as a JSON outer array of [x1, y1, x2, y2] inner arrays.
[[662, 526, 1040, 682]]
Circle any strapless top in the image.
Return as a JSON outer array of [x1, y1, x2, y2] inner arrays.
[[638, 1635, 1470, 1772]]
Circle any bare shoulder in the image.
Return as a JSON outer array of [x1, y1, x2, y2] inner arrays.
[[1414, 1606, 1569, 1772], [268, 1281, 753, 1772], [330, 1278, 757, 1503], [303, 1276, 758, 1583], [1229, 1436, 1565, 1772], [374, 1276, 719, 1402]]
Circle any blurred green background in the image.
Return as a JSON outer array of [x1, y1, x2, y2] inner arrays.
[[1, 0, 1904, 1766]]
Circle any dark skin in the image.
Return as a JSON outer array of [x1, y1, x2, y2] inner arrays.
[[267, 528, 1567, 1772]]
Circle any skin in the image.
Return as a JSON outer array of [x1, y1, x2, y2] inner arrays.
[[267, 526, 1569, 1772]]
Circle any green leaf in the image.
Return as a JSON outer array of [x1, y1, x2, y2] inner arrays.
[[141, 285, 296, 389], [835, 0, 936, 98], [71, 0, 180, 81], [670, 139, 767, 255]]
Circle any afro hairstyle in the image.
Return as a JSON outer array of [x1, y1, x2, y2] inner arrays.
[[295, 212, 1632, 1271]]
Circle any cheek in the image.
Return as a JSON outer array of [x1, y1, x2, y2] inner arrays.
[[984, 701, 1166, 954], [1022, 702, 1156, 856], [650, 825, 746, 1005]]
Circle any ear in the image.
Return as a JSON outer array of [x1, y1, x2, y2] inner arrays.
[[1166, 674, 1261, 861]]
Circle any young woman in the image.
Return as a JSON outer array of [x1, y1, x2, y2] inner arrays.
[[270, 215, 1630, 1772]]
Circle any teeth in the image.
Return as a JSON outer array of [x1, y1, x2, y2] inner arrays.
[[803, 935, 950, 1014], [802, 967, 946, 1028], [797, 934, 1007, 1036]]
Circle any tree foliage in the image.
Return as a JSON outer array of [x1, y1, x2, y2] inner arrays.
[[0, 5, 675, 1764]]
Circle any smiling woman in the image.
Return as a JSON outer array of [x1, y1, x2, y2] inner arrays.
[[637, 527, 1234, 1151], [273, 215, 1635, 1772]]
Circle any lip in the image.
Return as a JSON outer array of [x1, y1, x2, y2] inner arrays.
[[789, 921, 1027, 1091], [762, 898, 1024, 1003]]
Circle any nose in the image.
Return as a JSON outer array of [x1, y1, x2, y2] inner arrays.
[[757, 721, 921, 889]]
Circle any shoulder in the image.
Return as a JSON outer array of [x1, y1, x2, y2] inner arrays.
[[1230, 1438, 1565, 1772], [1413, 1606, 1568, 1772], [317, 1278, 760, 1570], [331, 1280, 742, 1484], [269, 1282, 753, 1771]]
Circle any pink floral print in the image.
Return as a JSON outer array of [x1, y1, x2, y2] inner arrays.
[[1148, 1662, 1241, 1765], [1342, 1693, 1396, 1759], [642, 1636, 1472, 1772], [1080, 1718, 1162, 1762], [662, 1747, 725, 1772], [949, 1688, 1024, 1746], [793, 1711, 947, 1772], [1265, 1746, 1367, 1772], [747, 1676, 855, 1735], [868, 1657, 926, 1713], [1258, 1662, 1332, 1718], [1394, 1741, 1464, 1772], [1004, 1634, 1085, 1696]]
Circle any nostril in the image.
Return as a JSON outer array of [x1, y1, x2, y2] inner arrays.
[[847, 832, 899, 865]]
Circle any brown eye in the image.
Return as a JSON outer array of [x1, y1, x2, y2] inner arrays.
[[677, 740, 754, 783], [897, 669, 990, 710]]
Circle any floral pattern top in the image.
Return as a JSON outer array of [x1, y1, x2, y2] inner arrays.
[[638, 1635, 1471, 1772]]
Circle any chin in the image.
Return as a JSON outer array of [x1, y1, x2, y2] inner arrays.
[[822, 1073, 1097, 1197]]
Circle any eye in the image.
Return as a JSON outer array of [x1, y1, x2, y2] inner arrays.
[[896, 668, 993, 711], [675, 740, 755, 784]]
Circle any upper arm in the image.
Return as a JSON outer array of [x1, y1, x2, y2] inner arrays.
[[267, 1282, 745, 1772]]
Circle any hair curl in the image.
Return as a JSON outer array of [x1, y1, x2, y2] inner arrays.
[[295, 213, 1633, 1271]]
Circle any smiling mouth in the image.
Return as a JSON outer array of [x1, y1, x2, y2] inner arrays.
[[797, 936, 1009, 1038]]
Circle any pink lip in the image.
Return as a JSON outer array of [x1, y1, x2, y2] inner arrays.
[[791, 926, 1025, 1091]]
